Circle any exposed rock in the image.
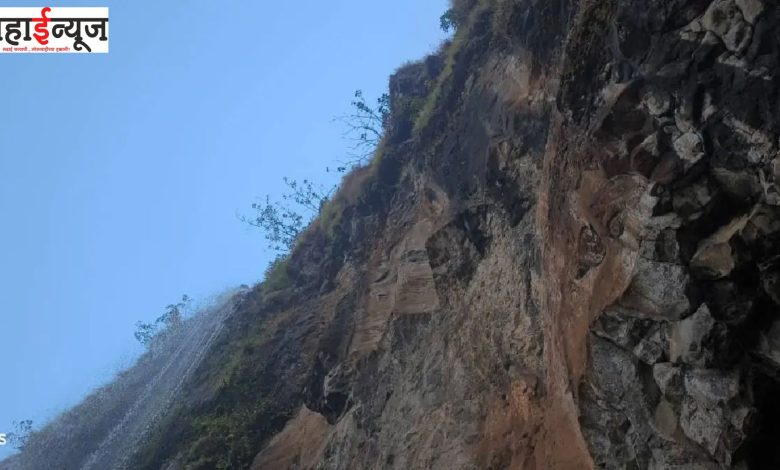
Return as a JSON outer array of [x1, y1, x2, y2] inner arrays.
[[673, 132, 706, 168], [655, 228, 681, 263], [680, 396, 725, 456], [736, 0, 765, 24], [669, 304, 716, 366], [691, 242, 736, 280], [757, 320, 780, 368], [707, 279, 755, 325], [251, 406, 331, 470], [634, 323, 667, 365], [642, 89, 672, 117], [653, 399, 678, 439], [12, 1, 780, 469], [711, 166, 762, 200], [673, 182, 712, 219], [678, 369, 748, 465], [654, 363, 684, 401], [580, 335, 655, 469], [684, 368, 740, 406], [691, 215, 749, 279], [702, 0, 752, 53], [619, 257, 690, 319]]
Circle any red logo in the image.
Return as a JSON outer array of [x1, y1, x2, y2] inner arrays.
[[32, 7, 51, 45]]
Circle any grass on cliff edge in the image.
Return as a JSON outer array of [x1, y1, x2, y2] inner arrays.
[[260, 256, 291, 295], [413, 0, 491, 134]]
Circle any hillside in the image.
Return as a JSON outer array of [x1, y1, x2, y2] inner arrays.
[[4, 0, 780, 468]]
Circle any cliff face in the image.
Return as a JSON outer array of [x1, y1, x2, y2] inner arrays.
[[139, 0, 780, 468], [7, 1, 780, 469]]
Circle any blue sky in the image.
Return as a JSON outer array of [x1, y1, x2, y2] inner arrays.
[[0, 0, 447, 458]]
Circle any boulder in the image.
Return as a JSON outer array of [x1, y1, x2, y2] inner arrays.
[[684, 369, 740, 406], [654, 362, 684, 400], [672, 182, 712, 219], [690, 242, 735, 280], [702, 0, 752, 53], [680, 396, 725, 455], [669, 304, 716, 366], [756, 320, 780, 369], [620, 257, 690, 319], [735, 0, 765, 24], [690, 215, 749, 279], [673, 132, 705, 168]]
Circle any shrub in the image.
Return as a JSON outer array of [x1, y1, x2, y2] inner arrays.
[[334, 90, 390, 169], [414, 3, 486, 134], [440, 8, 460, 32], [133, 294, 191, 348], [261, 256, 291, 295], [242, 178, 333, 254]]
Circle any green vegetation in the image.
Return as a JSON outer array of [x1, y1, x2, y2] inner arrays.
[[318, 197, 343, 239], [414, 2, 489, 134], [334, 89, 390, 169], [439, 8, 461, 32], [185, 410, 256, 470], [130, 4, 498, 468], [413, 37, 465, 134], [131, 406, 193, 470], [243, 87, 393, 257], [134, 294, 191, 348], [242, 178, 334, 254], [131, 302, 298, 469], [260, 256, 291, 295]]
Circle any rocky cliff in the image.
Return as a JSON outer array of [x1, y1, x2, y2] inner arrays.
[[7, 0, 780, 468], [122, 0, 780, 468]]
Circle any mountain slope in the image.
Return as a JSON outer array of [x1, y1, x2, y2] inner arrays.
[[0, 292, 241, 470], [6, 0, 780, 468]]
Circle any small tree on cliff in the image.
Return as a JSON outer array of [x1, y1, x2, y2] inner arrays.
[[133, 321, 157, 347], [333, 89, 390, 170], [134, 294, 192, 348], [439, 8, 461, 32], [241, 178, 333, 253], [244, 89, 386, 252], [157, 294, 190, 331]]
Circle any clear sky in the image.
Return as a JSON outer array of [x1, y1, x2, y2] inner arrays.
[[0, 0, 447, 458]]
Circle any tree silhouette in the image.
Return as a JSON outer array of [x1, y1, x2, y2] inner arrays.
[[333, 89, 389, 170], [241, 178, 334, 253], [134, 294, 192, 348]]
